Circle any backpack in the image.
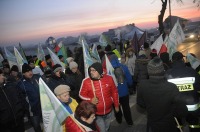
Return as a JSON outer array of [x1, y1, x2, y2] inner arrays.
[[114, 66, 125, 84]]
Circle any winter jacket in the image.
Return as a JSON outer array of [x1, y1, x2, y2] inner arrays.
[[137, 76, 187, 132], [17, 74, 41, 116], [134, 56, 149, 83], [0, 82, 25, 129], [165, 60, 200, 111], [79, 74, 119, 115], [109, 56, 133, 97], [66, 115, 99, 132]]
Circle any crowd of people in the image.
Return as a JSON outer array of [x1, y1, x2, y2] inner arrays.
[[0, 40, 200, 132]]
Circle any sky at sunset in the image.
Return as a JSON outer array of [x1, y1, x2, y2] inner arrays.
[[0, 0, 199, 46]]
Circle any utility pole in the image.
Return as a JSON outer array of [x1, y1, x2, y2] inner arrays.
[[169, 0, 172, 31]]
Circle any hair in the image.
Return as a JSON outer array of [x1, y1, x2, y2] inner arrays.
[[75, 101, 97, 119]]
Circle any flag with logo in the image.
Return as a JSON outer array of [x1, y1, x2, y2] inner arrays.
[[82, 40, 94, 77], [99, 34, 109, 47], [186, 53, 200, 70], [169, 19, 185, 45], [90, 43, 101, 63], [14, 47, 26, 72], [37, 44, 46, 62], [105, 54, 118, 86], [19, 43, 28, 63], [4, 47, 18, 68], [47, 47, 65, 71], [39, 78, 70, 132]]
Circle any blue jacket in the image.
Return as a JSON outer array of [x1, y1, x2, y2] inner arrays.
[[17, 74, 41, 116], [110, 57, 133, 97]]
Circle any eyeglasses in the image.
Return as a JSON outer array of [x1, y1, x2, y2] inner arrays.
[[90, 69, 97, 73]]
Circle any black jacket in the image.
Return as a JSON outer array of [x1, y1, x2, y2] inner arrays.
[[137, 76, 187, 132], [0, 82, 25, 128]]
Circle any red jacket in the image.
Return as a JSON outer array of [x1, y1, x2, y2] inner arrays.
[[79, 74, 119, 115], [65, 116, 99, 132]]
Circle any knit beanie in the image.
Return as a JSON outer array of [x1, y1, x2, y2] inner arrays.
[[147, 57, 164, 76], [66, 57, 74, 64], [45, 54, 51, 60], [10, 65, 19, 72], [22, 63, 32, 73], [54, 85, 71, 96], [58, 55, 63, 59], [89, 62, 103, 77], [52, 64, 62, 73], [69, 61, 78, 70], [172, 51, 184, 61]]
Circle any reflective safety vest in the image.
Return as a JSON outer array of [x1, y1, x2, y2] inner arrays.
[[168, 77, 199, 111]]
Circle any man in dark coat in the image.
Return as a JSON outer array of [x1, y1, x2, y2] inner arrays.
[[0, 69, 25, 132], [137, 57, 187, 132]]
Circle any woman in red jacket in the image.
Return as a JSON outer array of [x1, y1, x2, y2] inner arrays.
[[65, 101, 99, 132]]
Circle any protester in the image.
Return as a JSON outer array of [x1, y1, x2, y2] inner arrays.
[[47, 64, 75, 93], [133, 50, 150, 89], [16, 63, 42, 132], [45, 54, 54, 69], [28, 59, 44, 76], [97, 45, 105, 60], [66, 101, 99, 132], [79, 62, 119, 132], [165, 51, 200, 132], [3, 64, 10, 79], [109, 56, 134, 126], [137, 57, 187, 132], [160, 52, 171, 71], [149, 49, 157, 59], [7, 65, 22, 83], [67, 61, 83, 103], [125, 47, 137, 95], [0, 69, 25, 132]]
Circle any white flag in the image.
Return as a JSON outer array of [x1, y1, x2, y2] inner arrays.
[[150, 34, 164, 54], [39, 78, 70, 132], [105, 55, 118, 86], [14, 47, 26, 72], [4, 47, 18, 69]]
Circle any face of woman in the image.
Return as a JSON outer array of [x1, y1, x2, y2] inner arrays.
[[83, 114, 96, 124], [57, 92, 70, 103]]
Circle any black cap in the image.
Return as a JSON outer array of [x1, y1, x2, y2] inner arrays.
[[88, 62, 103, 79], [58, 55, 63, 59], [22, 63, 32, 73], [10, 65, 19, 72], [45, 54, 51, 60], [172, 51, 184, 61]]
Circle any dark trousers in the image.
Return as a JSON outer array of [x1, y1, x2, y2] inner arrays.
[[119, 95, 133, 125], [30, 116, 42, 132]]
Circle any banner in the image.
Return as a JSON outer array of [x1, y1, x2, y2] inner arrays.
[[39, 78, 70, 132], [90, 43, 101, 63]]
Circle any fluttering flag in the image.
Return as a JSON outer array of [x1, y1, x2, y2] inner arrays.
[[99, 34, 109, 47], [39, 78, 70, 132], [57, 41, 68, 64], [37, 44, 46, 61], [105, 54, 118, 86], [130, 32, 139, 56], [150, 34, 164, 54], [166, 37, 177, 60], [19, 43, 28, 63], [90, 43, 101, 63], [169, 19, 185, 45], [82, 40, 94, 77], [138, 31, 146, 49], [186, 53, 200, 70], [4, 47, 18, 69], [158, 44, 168, 55], [47, 47, 65, 71], [14, 47, 26, 72]]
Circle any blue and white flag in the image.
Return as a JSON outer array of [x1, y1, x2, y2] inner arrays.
[[105, 55, 118, 86], [99, 34, 108, 47], [14, 47, 26, 72], [47, 47, 65, 71], [186, 53, 200, 70], [82, 40, 94, 77], [4, 47, 18, 68], [37, 44, 46, 62], [91, 43, 101, 63], [39, 78, 70, 132]]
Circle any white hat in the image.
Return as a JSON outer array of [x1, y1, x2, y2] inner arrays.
[[66, 57, 74, 64], [54, 85, 71, 96], [69, 61, 78, 70]]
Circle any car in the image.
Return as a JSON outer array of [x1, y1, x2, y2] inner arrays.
[[184, 25, 200, 41]]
